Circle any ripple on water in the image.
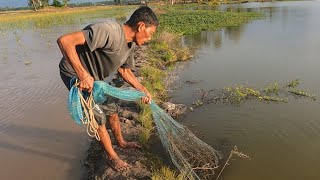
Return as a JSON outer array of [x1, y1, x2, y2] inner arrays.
[[0, 73, 66, 131]]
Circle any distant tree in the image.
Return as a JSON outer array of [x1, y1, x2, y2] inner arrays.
[[114, 0, 121, 5], [28, 0, 39, 11], [28, 0, 48, 11], [41, 0, 49, 6], [52, 0, 63, 7]]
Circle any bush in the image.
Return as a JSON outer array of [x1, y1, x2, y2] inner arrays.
[[52, 0, 63, 7]]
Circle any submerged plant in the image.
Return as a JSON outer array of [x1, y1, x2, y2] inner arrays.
[[216, 146, 250, 180]]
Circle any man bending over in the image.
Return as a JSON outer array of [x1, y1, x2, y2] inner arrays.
[[57, 6, 158, 171]]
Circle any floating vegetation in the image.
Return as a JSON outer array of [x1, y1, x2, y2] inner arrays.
[[158, 9, 263, 35], [285, 79, 316, 100], [286, 79, 300, 88], [191, 79, 316, 108], [264, 82, 279, 95], [287, 89, 316, 100], [258, 96, 288, 103]]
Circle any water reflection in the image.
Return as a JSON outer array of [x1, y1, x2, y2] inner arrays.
[[184, 24, 245, 48]]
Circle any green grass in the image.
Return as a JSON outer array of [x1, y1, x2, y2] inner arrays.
[[137, 103, 154, 147], [151, 167, 184, 180], [158, 8, 263, 35], [0, 6, 136, 30]]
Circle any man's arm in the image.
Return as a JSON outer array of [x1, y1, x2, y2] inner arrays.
[[118, 67, 152, 104], [57, 31, 94, 92]]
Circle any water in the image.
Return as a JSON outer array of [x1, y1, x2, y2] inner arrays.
[[0, 21, 92, 180], [0, 7, 132, 179], [172, 1, 320, 179]]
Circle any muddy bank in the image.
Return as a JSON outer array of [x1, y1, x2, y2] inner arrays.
[[82, 45, 179, 179]]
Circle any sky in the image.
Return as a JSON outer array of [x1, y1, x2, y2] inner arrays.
[[0, 0, 108, 8]]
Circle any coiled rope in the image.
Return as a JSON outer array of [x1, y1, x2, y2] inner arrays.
[[74, 80, 100, 141]]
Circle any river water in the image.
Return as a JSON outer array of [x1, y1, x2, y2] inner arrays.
[[0, 23, 91, 179], [172, 1, 320, 179]]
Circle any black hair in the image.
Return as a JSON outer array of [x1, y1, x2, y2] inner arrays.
[[125, 6, 159, 28]]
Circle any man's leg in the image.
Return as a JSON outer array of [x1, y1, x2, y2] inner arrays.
[[108, 113, 141, 148], [59, 65, 130, 171], [96, 124, 129, 171]]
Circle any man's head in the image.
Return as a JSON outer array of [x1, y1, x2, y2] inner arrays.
[[125, 6, 159, 46]]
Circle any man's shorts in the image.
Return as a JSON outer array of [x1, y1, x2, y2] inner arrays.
[[92, 96, 119, 125], [59, 62, 119, 125]]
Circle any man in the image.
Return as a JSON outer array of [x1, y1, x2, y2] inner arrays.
[[57, 6, 158, 171]]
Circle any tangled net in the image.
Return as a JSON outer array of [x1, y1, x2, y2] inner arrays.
[[68, 80, 221, 179]]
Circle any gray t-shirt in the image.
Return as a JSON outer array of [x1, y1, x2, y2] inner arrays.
[[59, 20, 136, 81]]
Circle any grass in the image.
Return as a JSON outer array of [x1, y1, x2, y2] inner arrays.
[[137, 103, 154, 147], [151, 167, 184, 180], [0, 6, 136, 30], [149, 31, 194, 66]]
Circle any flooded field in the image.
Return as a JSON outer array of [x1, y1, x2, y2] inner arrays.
[[0, 7, 132, 180], [173, 1, 320, 179]]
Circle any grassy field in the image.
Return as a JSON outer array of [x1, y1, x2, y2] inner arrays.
[[0, 6, 136, 29]]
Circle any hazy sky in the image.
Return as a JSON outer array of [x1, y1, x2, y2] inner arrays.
[[0, 0, 107, 8]]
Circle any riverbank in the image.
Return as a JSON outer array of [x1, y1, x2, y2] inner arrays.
[[82, 6, 262, 179]]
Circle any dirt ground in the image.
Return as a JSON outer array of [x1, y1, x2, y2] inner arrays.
[[83, 106, 153, 180]]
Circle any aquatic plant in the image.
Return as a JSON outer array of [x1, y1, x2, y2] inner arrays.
[[287, 89, 316, 100], [191, 80, 315, 108], [158, 9, 262, 35], [264, 82, 279, 95], [258, 96, 288, 103], [286, 79, 300, 88], [216, 146, 250, 180]]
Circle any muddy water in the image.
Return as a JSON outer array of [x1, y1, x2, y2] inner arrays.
[[173, 1, 320, 179], [0, 24, 94, 179]]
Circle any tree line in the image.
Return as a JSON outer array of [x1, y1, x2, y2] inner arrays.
[[28, 0, 70, 10]]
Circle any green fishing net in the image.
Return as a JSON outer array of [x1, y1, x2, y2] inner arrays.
[[69, 80, 220, 179]]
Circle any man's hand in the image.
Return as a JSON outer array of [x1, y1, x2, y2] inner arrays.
[[141, 90, 152, 104], [117, 67, 152, 104], [78, 73, 94, 92]]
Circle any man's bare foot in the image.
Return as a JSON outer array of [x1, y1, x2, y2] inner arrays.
[[108, 156, 130, 172], [118, 141, 141, 149]]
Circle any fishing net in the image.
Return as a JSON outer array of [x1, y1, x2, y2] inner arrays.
[[68, 80, 221, 179]]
